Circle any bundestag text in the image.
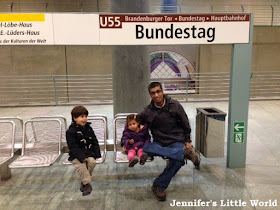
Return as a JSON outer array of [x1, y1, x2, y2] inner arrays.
[[136, 24, 215, 42]]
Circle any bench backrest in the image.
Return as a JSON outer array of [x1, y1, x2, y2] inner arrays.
[[31, 115, 67, 142], [0, 121, 15, 164], [0, 117, 23, 145], [22, 119, 62, 156], [88, 115, 107, 163], [113, 113, 137, 163]]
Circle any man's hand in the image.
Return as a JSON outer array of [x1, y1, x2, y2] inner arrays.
[[129, 139, 134, 144], [122, 146, 127, 152], [184, 142, 192, 149]]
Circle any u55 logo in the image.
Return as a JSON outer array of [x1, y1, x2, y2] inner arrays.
[[100, 16, 122, 28]]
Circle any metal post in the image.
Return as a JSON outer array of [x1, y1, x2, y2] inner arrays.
[[64, 47, 70, 102], [271, 5, 274, 26], [227, 14, 254, 168], [178, 4, 182, 13], [53, 75, 58, 106], [97, 0, 100, 12], [186, 76, 189, 102]]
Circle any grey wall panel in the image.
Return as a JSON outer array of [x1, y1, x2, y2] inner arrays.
[[0, 47, 12, 75], [66, 46, 112, 75], [0, 46, 66, 75], [10, 46, 66, 75], [65, 46, 113, 103], [199, 45, 232, 74], [252, 44, 280, 72], [0, 46, 67, 105], [254, 27, 280, 44]]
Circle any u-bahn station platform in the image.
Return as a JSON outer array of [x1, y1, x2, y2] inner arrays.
[[1, 0, 280, 209], [0, 101, 280, 209]]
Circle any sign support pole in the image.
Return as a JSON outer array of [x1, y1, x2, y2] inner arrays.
[[227, 14, 253, 168]]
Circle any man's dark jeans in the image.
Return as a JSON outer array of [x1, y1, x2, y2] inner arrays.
[[143, 141, 185, 190]]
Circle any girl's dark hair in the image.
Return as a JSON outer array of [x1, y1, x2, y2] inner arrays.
[[71, 106, 88, 122], [126, 114, 140, 127]]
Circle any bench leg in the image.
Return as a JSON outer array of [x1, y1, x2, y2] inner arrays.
[[0, 162, 12, 181]]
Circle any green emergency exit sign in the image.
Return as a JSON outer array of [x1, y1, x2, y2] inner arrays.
[[234, 122, 244, 143]]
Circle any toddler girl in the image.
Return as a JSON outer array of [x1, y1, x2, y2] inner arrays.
[[121, 114, 150, 167]]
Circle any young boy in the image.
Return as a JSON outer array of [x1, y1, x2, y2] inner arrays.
[[66, 106, 101, 196]]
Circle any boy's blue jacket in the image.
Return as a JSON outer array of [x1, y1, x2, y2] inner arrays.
[[66, 122, 101, 162]]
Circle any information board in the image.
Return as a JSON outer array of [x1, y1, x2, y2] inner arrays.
[[0, 13, 250, 45]]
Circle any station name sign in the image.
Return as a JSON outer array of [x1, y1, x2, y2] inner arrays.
[[0, 13, 250, 45]]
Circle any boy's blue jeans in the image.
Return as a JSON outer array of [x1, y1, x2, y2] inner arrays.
[[143, 141, 185, 190]]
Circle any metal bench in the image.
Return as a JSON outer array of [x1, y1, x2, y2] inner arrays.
[[9, 119, 62, 168], [63, 114, 108, 165], [0, 120, 16, 180]]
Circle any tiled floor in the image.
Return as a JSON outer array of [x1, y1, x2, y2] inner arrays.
[[0, 100, 279, 210]]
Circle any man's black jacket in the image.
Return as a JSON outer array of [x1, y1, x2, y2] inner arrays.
[[139, 95, 191, 146]]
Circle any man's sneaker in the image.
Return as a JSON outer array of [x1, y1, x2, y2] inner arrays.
[[128, 157, 139, 167], [185, 146, 201, 169], [82, 183, 92, 196], [152, 183, 166, 201], [139, 153, 148, 165]]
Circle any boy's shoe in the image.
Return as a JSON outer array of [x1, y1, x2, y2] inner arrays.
[[128, 157, 139, 167], [139, 153, 148, 165], [82, 183, 92, 196], [185, 146, 201, 169], [152, 183, 166, 201], [80, 182, 85, 192]]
